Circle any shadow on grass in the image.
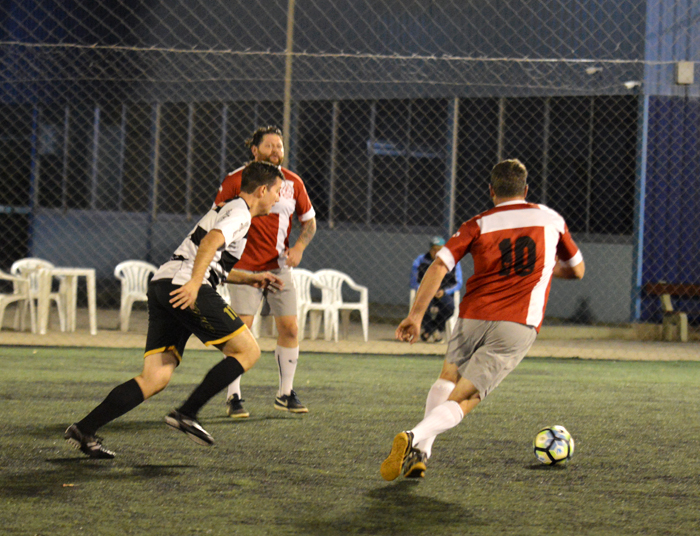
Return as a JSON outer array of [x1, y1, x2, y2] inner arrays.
[[525, 463, 570, 471], [29, 420, 173, 438], [206, 413, 308, 425], [296, 480, 484, 535], [0, 460, 197, 499]]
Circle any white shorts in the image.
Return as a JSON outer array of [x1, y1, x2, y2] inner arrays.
[[445, 319, 537, 399], [225, 268, 297, 317]]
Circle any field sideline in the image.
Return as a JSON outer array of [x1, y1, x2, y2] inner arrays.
[[1, 346, 699, 535], [1, 306, 698, 361]]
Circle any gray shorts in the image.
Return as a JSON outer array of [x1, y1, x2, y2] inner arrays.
[[445, 319, 537, 399], [225, 268, 297, 317]]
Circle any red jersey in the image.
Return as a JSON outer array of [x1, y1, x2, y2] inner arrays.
[[214, 166, 315, 271], [437, 201, 582, 331]]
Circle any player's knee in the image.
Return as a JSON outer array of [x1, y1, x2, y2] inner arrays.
[[438, 365, 460, 384], [281, 323, 298, 340], [226, 335, 260, 371], [136, 370, 172, 398], [277, 317, 298, 340], [238, 344, 261, 371]]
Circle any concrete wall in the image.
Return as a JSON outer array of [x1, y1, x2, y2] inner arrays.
[[32, 210, 633, 323]]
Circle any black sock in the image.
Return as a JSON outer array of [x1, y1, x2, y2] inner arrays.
[[77, 379, 145, 435], [178, 357, 244, 418]]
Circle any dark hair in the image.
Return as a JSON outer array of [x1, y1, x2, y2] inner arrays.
[[245, 126, 284, 149], [240, 161, 284, 194], [491, 159, 528, 197]]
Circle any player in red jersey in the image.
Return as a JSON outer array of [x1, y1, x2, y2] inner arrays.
[[214, 126, 316, 417], [381, 159, 585, 481]]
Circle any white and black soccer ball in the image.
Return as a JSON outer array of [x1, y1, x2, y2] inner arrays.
[[533, 425, 575, 465]]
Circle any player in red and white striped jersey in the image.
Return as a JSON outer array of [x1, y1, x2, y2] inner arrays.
[[214, 126, 316, 417], [381, 159, 585, 481]]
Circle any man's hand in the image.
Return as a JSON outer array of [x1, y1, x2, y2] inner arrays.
[[169, 280, 201, 310], [284, 217, 316, 268], [284, 244, 304, 268], [396, 316, 421, 344], [248, 272, 284, 292]]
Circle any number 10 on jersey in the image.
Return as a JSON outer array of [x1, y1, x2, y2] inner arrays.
[[498, 237, 536, 277]]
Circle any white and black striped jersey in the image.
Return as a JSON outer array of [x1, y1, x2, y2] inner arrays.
[[152, 197, 251, 287]]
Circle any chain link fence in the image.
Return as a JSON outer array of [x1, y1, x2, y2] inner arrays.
[[1, 1, 699, 345]]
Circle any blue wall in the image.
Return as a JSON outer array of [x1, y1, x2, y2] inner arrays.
[[640, 95, 700, 320]]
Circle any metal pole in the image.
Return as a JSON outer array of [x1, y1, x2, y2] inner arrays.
[[61, 105, 70, 212], [117, 104, 127, 211], [586, 97, 595, 233], [404, 102, 412, 226], [28, 106, 39, 254], [497, 97, 506, 161], [220, 103, 228, 182], [366, 101, 377, 223], [329, 101, 339, 229], [630, 94, 649, 322], [541, 97, 550, 205], [90, 106, 100, 209], [146, 103, 162, 264], [447, 98, 459, 236], [185, 103, 194, 220], [282, 0, 295, 166], [151, 103, 161, 221]]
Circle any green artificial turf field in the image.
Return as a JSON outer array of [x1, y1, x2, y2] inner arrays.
[[0, 346, 698, 535]]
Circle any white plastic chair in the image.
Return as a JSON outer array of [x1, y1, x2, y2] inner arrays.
[[314, 269, 369, 342], [409, 288, 460, 343], [11, 258, 66, 332], [292, 268, 334, 341], [114, 260, 157, 332], [0, 269, 33, 332]]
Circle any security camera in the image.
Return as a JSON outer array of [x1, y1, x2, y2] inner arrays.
[[623, 81, 641, 89]]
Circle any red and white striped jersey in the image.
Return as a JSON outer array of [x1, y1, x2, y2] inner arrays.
[[214, 166, 315, 271], [437, 200, 582, 331]]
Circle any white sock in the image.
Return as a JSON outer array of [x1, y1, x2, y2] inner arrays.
[[415, 379, 456, 458], [410, 401, 464, 447], [226, 376, 241, 401], [276, 346, 299, 396]]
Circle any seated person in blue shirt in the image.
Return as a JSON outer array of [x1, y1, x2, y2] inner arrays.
[[410, 236, 463, 342]]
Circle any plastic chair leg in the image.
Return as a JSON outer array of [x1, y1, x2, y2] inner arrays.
[[361, 310, 369, 342], [340, 310, 351, 339], [309, 311, 322, 340]]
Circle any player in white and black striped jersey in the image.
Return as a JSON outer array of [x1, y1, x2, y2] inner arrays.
[[64, 162, 285, 459]]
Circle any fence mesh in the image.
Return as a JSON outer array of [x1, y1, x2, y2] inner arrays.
[[1, 1, 699, 346]]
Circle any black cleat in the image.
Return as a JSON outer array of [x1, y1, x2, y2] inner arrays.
[[274, 390, 308, 413], [165, 410, 214, 446], [402, 448, 427, 478], [226, 394, 250, 419], [64, 424, 115, 459], [380, 431, 414, 481]]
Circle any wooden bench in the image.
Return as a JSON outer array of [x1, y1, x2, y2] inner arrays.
[[643, 282, 700, 342]]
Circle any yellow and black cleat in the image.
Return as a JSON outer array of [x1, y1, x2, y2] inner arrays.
[[380, 431, 413, 481], [402, 448, 427, 479]]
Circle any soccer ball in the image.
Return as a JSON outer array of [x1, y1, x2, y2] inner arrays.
[[533, 425, 575, 465]]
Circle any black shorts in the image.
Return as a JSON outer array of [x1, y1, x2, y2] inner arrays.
[[145, 279, 246, 362]]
